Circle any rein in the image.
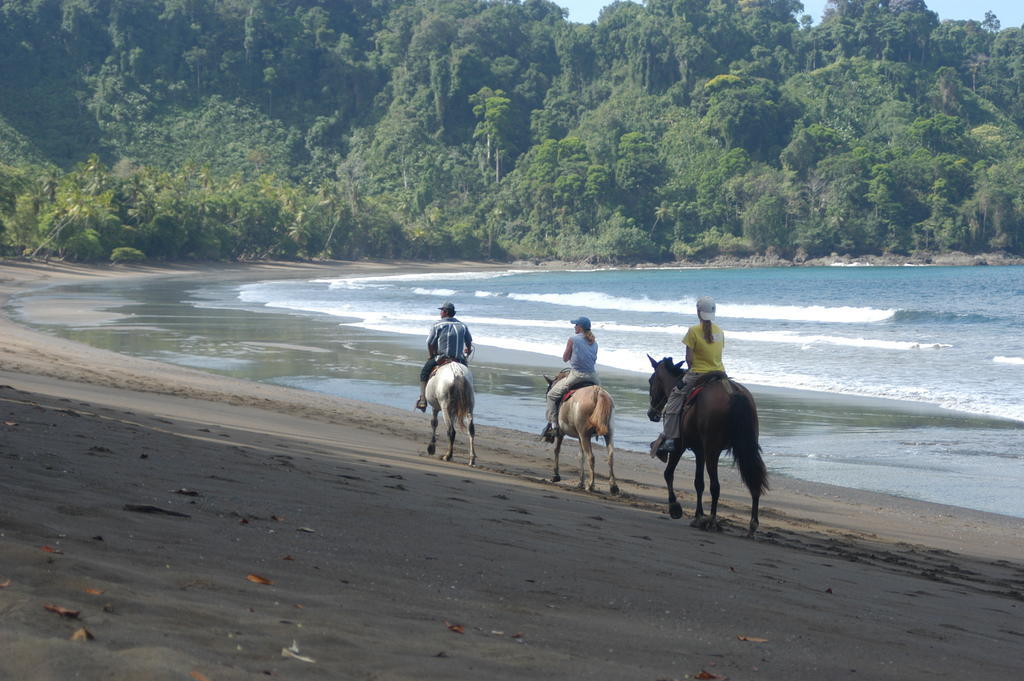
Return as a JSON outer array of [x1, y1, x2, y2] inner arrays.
[[649, 362, 681, 414], [649, 388, 669, 415]]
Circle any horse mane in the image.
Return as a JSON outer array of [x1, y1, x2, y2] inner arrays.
[[659, 357, 685, 377]]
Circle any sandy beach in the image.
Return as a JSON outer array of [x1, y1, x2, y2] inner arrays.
[[1, 259, 1022, 681]]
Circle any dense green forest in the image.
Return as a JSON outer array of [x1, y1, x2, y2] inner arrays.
[[2, 0, 1024, 263]]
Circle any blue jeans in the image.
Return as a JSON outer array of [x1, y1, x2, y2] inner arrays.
[[420, 355, 465, 382]]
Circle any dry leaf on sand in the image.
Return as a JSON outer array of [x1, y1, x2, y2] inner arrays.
[[444, 621, 465, 634], [737, 635, 768, 642], [245, 573, 273, 585], [43, 604, 80, 618], [0, 579, 11, 588], [41, 545, 63, 554], [69, 627, 94, 641], [281, 640, 316, 663], [84, 587, 105, 596], [190, 672, 213, 681], [695, 671, 726, 680]]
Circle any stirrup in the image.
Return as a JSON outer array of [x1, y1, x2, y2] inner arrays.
[[651, 437, 676, 462], [541, 423, 556, 443], [415, 397, 427, 412]]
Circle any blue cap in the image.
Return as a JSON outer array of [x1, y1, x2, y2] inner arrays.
[[571, 316, 591, 331]]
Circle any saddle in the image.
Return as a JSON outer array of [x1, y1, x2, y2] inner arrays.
[[549, 368, 596, 409], [428, 356, 462, 379], [561, 383, 596, 404], [682, 371, 733, 407]]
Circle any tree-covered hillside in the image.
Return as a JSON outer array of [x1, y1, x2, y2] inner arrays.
[[2, 0, 1023, 262]]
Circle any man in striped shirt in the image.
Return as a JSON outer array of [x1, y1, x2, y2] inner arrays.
[[415, 301, 473, 411]]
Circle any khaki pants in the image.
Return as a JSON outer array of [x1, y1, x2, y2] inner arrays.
[[659, 371, 702, 440], [546, 369, 599, 423]]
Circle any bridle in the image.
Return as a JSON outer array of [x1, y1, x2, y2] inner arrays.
[[647, 364, 672, 421]]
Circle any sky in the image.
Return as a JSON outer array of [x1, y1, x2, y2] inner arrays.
[[558, 1, 1024, 28]]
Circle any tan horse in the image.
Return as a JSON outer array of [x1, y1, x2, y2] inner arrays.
[[543, 375, 617, 494], [425, 361, 476, 466]]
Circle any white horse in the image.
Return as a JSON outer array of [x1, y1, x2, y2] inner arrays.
[[544, 376, 617, 494], [425, 361, 477, 465]]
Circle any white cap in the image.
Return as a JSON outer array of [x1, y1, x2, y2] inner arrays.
[[696, 296, 716, 321]]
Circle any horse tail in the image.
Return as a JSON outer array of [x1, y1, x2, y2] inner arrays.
[[587, 388, 613, 437], [451, 370, 473, 431], [728, 392, 769, 497]]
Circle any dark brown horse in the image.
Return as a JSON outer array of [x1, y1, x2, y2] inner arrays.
[[646, 355, 768, 536]]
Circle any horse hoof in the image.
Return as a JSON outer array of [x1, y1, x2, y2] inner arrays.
[[427, 444, 435, 456], [610, 484, 620, 496], [669, 503, 683, 520], [551, 474, 561, 483], [442, 454, 452, 462], [689, 516, 703, 528]]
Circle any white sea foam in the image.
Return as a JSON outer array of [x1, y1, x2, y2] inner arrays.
[[461, 319, 944, 353], [507, 290, 678, 312], [234, 291, 940, 355], [461, 316, 582, 329], [230, 269, 1023, 423], [411, 287, 457, 297], [257, 273, 896, 324], [728, 330, 951, 351], [730, 365, 1024, 422], [311, 269, 530, 289], [723, 303, 895, 323], [506, 291, 894, 323]]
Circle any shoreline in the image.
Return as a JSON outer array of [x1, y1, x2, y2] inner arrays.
[[1, 259, 1023, 680], [9, 259, 1024, 515], [14, 259, 1021, 429], [2, 259, 1022, 544]]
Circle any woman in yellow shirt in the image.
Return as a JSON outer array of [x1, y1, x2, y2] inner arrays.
[[652, 296, 724, 458]]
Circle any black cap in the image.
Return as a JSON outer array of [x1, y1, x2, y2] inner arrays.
[[439, 302, 456, 314]]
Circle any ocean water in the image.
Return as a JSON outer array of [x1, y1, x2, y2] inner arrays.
[[12, 265, 1024, 518]]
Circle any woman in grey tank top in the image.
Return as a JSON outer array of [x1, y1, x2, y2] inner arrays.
[[542, 316, 600, 442]]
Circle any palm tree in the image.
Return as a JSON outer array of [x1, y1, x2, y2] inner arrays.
[[651, 200, 672, 233]]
